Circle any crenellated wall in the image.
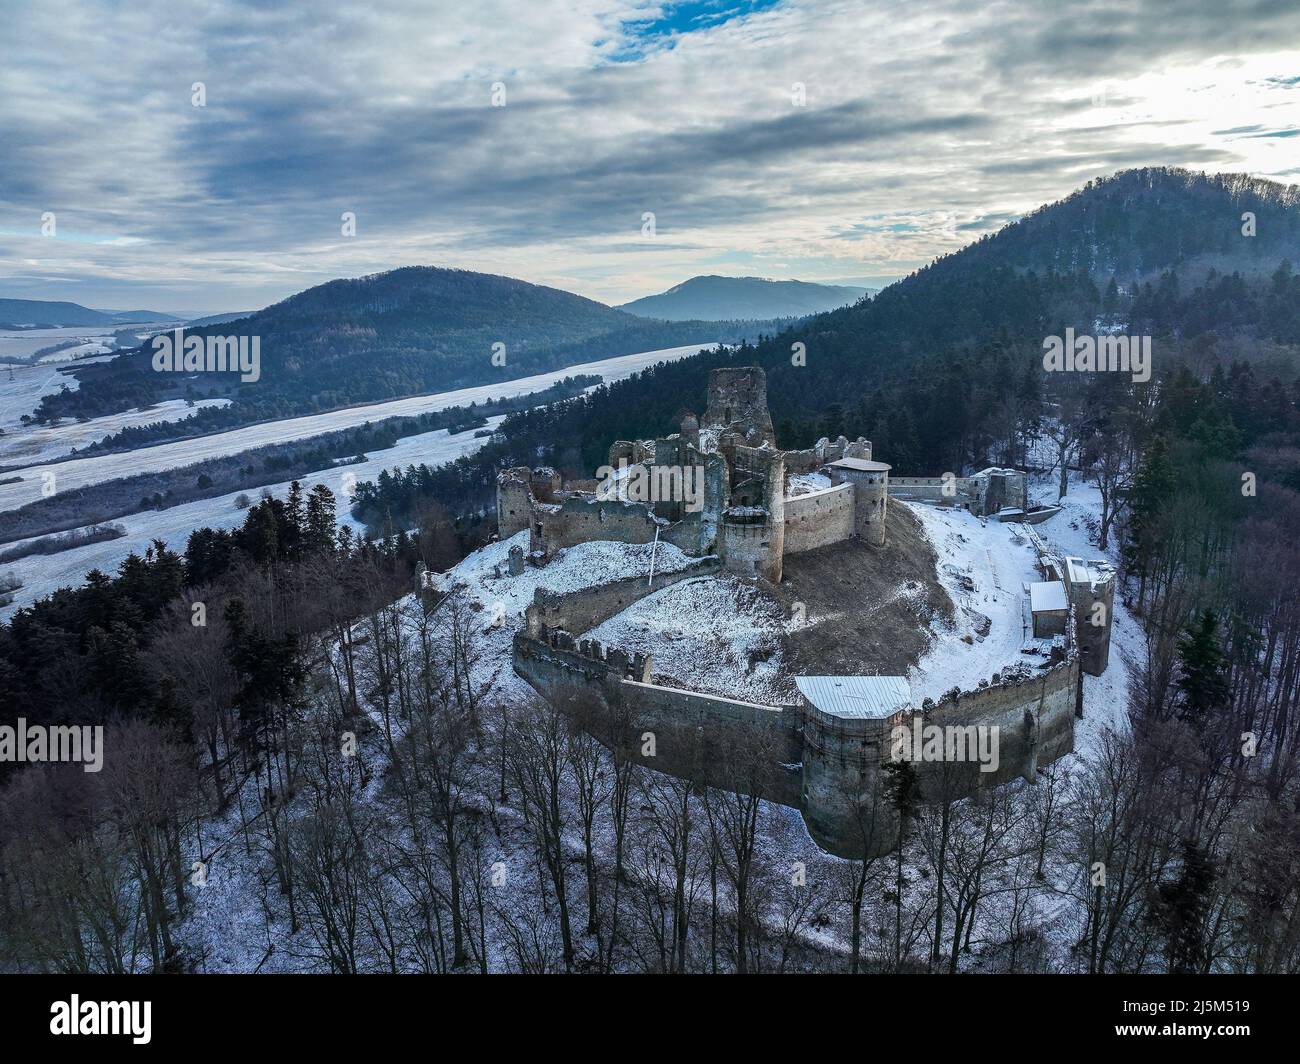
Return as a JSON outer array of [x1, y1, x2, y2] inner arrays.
[[514, 632, 805, 804], [800, 649, 1077, 854], [512, 583, 1081, 859]]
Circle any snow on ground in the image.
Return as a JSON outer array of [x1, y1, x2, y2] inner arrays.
[[1027, 475, 1135, 751], [906, 477, 1138, 754], [786, 471, 831, 497], [36, 340, 113, 364], [0, 398, 231, 466], [0, 418, 504, 618], [0, 342, 717, 615], [0, 342, 715, 512], [0, 325, 122, 362], [0, 363, 82, 431], [588, 574, 792, 704], [907, 504, 1043, 703], [427, 531, 703, 704]]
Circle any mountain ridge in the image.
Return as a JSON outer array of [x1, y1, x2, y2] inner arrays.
[[619, 274, 869, 321]]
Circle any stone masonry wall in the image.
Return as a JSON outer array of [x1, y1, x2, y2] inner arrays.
[[800, 647, 1078, 856], [783, 483, 855, 554], [525, 558, 721, 638], [513, 633, 803, 807], [533, 496, 664, 557]]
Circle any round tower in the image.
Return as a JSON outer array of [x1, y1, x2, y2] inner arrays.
[[827, 458, 891, 547]]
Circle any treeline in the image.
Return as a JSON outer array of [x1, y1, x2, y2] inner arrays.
[[28, 265, 781, 431], [0, 480, 491, 789], [349, 260, 1300, 532], [0, 522, 125, 563], [0, 376, 600, 546]]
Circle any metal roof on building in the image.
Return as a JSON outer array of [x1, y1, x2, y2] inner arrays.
[[827, 457, 891, 472], [795, 675, 911, 719], [1029, 580, 1069, 614]]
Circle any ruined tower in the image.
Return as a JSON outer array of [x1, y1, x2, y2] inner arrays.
[[496, 467, 533, 540], [701, 367, 777, 447]]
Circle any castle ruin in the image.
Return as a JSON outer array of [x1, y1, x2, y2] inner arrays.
[[496, 366, 890, 584], [492, 366, 1108, 857]]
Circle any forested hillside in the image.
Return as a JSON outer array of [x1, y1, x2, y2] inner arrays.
[[619, 275, 868, 320], [28, 267, 787, 438]]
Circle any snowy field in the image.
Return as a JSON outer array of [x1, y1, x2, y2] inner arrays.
[[0, 342, 714, 512], [0, 321, 170, 363], [0, 398, 231, 466], [0, 362, 84, 431], [0, 416, 505, 618], [0, 324, 124, 362]]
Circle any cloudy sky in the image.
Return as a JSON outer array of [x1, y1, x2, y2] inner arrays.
[[2, 0, 1299, 314]]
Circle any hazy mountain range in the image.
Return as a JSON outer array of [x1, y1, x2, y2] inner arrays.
[[0, 299, 183, 329], [618, 275, 871, 321]]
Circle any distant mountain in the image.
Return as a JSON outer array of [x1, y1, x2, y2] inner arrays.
[[94, 309, 185, 323], [31, 266, 744, 430], [0, 299, 115, 327], [183, 310, 258, 327], [0, 299, 182, 328], [445, 167, 1300, 480], [619, 275, 868, 321]]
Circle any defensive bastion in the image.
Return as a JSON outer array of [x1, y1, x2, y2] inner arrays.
[[510, 562, 1080, 858]]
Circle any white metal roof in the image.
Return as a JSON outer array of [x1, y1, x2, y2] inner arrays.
[[828, 457, 891, 472], [1029, 580, 1069, 613], [795, 675, 911, 719]]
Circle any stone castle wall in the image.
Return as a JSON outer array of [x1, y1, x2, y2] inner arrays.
[[783, 483, 855, 554], [513, 633, 804, 806], [512, 585, 1081, 858], [800, 649, 1078, 854], [888, 476, 978, 506], [525, 558, 721, 638], [531, 496, 667, 558]]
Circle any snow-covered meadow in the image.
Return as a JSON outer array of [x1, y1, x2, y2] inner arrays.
[[0, 416, 505, 617], [0, 343, 714, 616]]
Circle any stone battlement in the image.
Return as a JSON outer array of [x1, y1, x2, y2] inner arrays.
[[511, 578, 1081, 859]]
